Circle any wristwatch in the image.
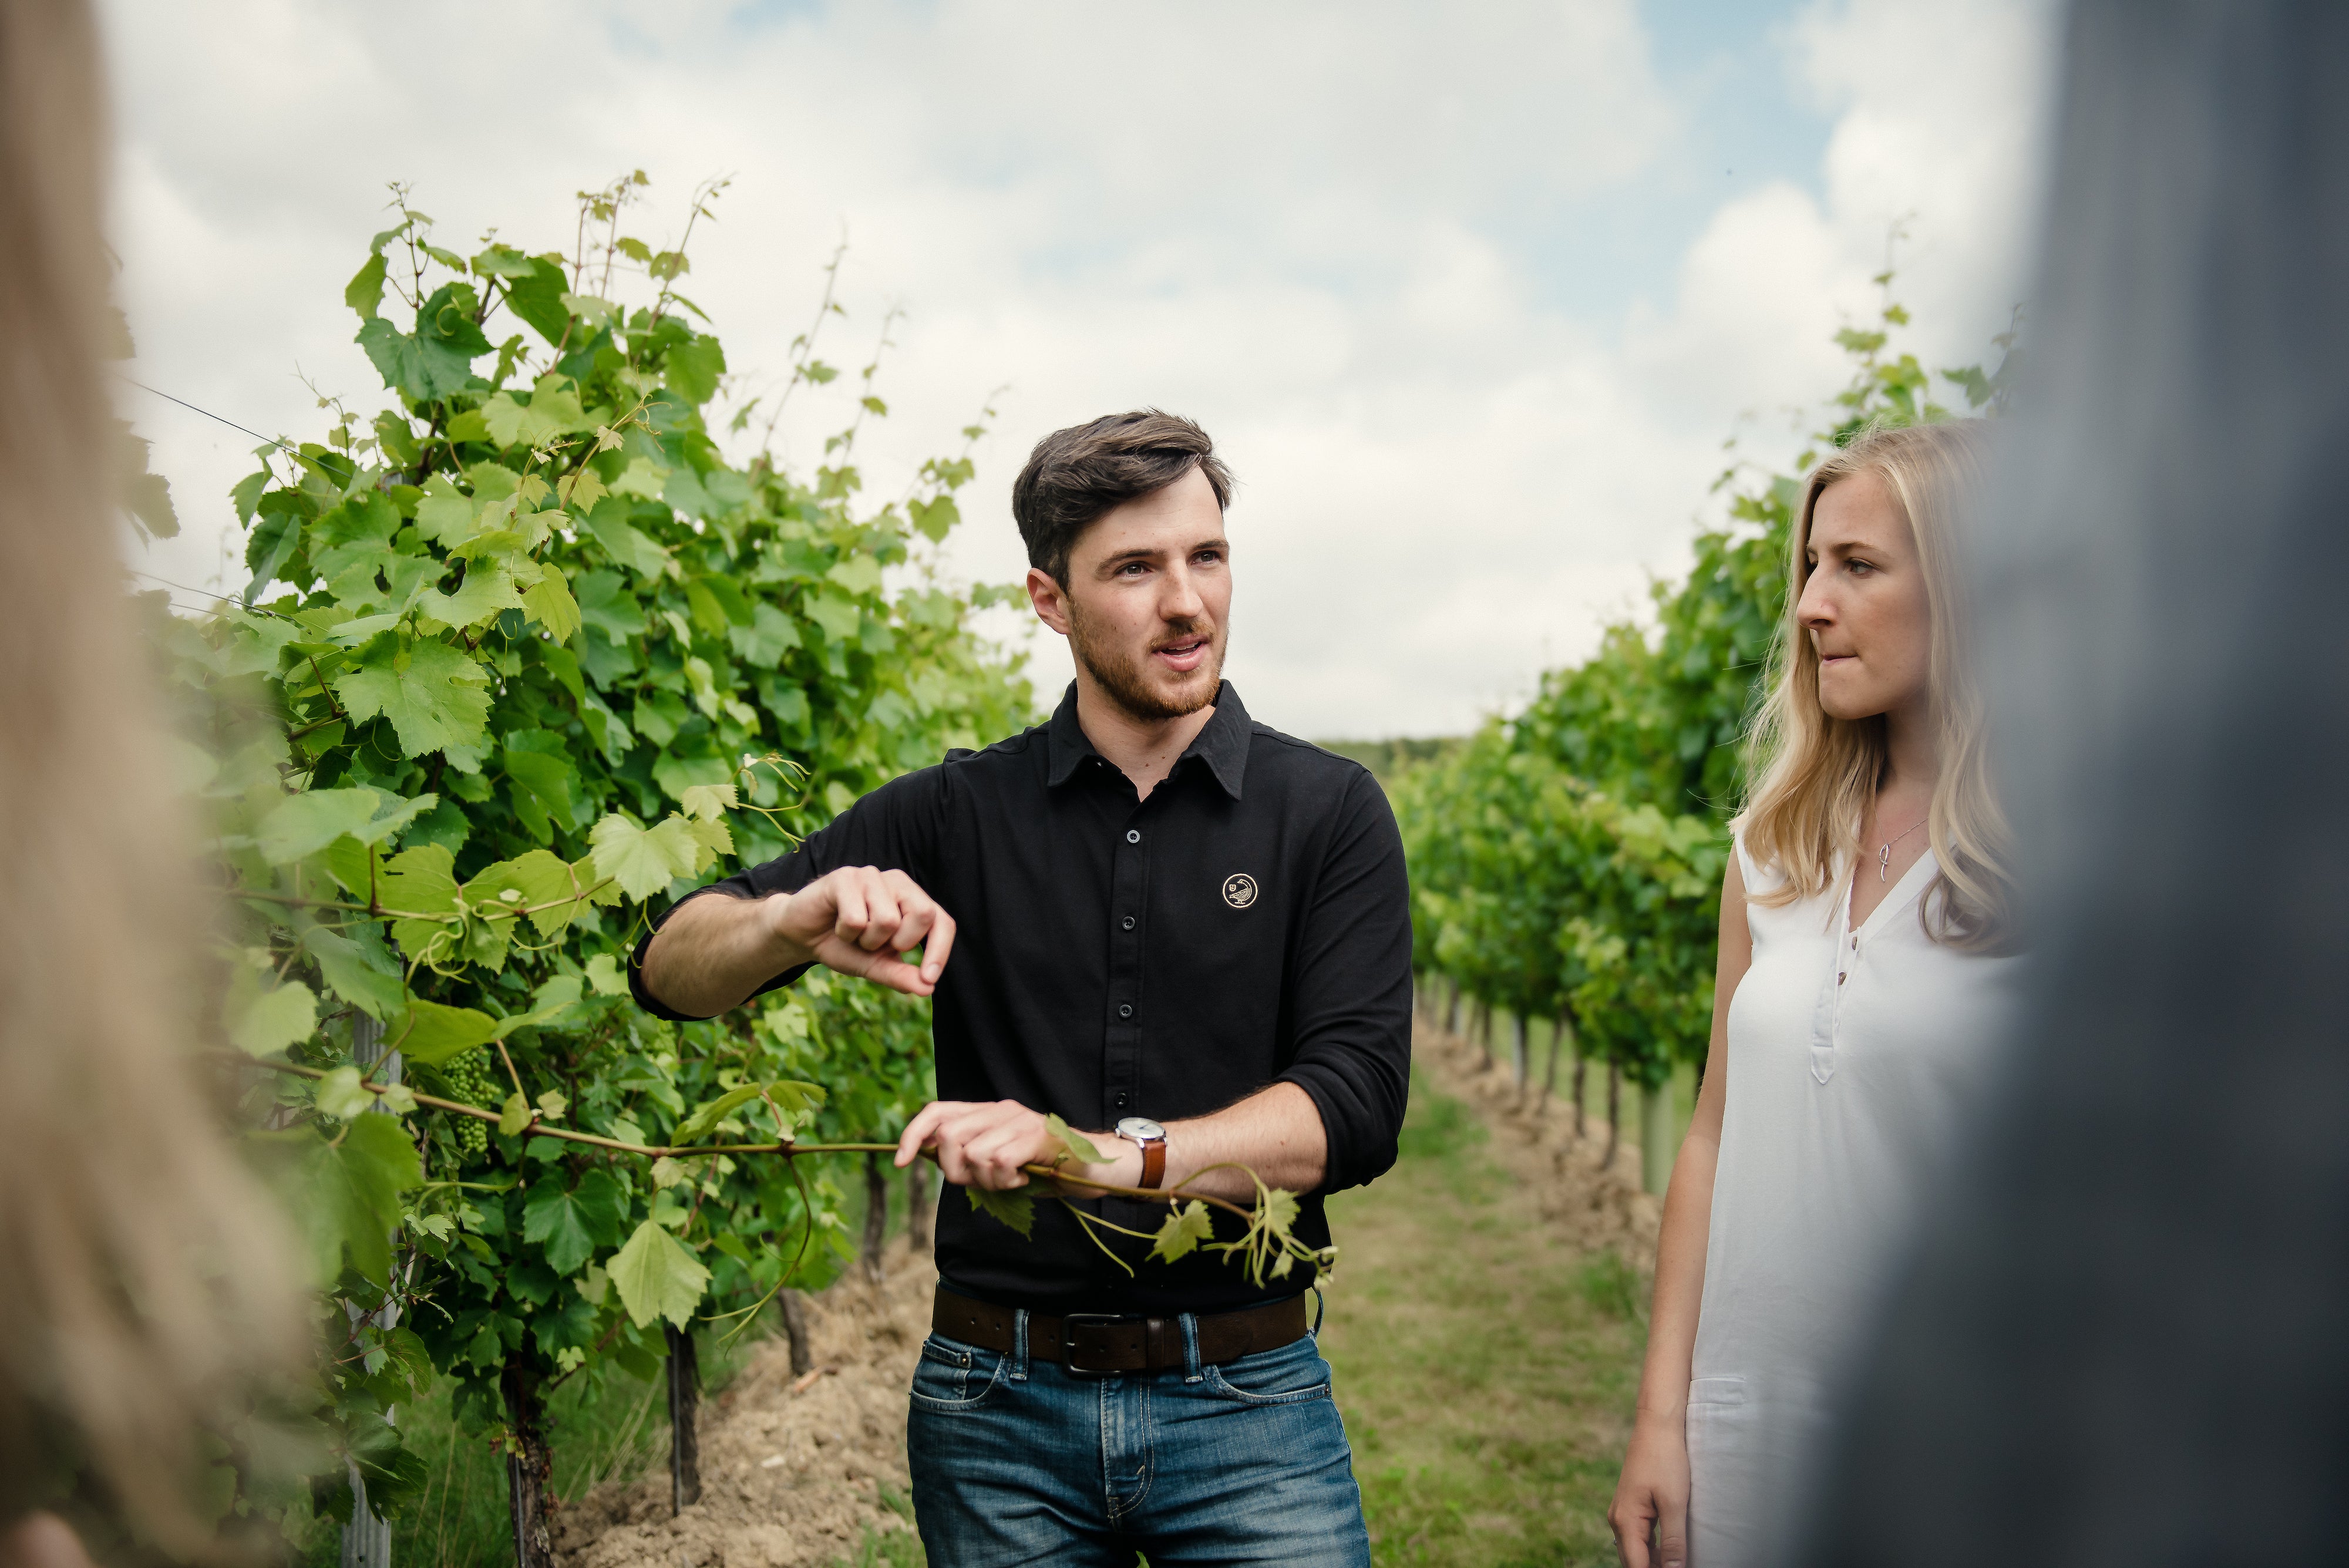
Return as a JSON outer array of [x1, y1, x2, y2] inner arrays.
[[1115, 1116, 1167, 1190]]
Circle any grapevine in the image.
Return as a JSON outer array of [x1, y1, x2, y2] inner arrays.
[[1393, 279, 2020, 1160], [161, 171, 1319, 1542]]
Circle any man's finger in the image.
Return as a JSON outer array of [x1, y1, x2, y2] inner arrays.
[[846, 868, 901, 951], [919, 907, 957, 985], [827, 869, 870, 944], [885, 900, 937, 959], [897, 1102, 951, 1168], [963, 1121, 1041, 1189]]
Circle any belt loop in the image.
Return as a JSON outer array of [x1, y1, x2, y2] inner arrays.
[[1011, 1307, 1030, 1382], [1180, 1312, 1203, 1384]]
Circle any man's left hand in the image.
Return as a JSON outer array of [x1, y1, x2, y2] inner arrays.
[[897, 1099, 1103, 1190]]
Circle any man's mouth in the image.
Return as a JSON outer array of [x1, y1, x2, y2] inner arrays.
[[1152, 635, 1211, 674]]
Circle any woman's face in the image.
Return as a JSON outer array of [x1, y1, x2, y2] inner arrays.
[[1797, 470, 1932, 722]]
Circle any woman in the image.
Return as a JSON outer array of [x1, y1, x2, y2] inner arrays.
[[0, 1, 300, 1561], [1608, 421, 2021, 1567]]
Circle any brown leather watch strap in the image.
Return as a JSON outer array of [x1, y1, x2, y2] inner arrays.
[[931, 1287, 1308, 1372], [1139, 1137, 1166, 1190]]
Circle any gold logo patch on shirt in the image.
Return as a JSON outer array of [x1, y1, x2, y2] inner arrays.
[[1222, 873, 1259, 909]]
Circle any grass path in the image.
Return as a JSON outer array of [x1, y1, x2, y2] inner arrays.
[[1320, 1021, 1655, 1567]]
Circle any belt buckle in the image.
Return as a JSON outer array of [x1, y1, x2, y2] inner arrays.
[[1061, 1313, 1132, 1375]]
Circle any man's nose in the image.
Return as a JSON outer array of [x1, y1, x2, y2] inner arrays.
[[1161, 564, 1206, 621]]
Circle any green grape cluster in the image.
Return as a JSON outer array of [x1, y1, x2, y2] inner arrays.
[[436, 1049, 497, 1162]]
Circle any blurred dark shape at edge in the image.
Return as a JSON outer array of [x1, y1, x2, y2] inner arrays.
[[1787, 2, 2349, 1562]]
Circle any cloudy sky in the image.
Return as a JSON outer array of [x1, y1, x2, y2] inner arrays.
[[105, 0, 2059, 739]]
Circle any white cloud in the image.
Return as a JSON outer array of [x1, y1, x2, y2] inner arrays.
[[103, 0, 2056, 738]]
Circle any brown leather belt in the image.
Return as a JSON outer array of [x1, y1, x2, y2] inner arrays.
[[931, 1287, 1309, 1374]]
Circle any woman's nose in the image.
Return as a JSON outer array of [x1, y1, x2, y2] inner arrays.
[[1797, 578, 1833, 627]]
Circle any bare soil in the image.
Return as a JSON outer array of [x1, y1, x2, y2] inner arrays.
[[1409, 1012, 1665, 1263], [555, 1250, 934, 1568]]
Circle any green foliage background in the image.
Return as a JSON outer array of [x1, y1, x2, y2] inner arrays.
[[1393, 281, 2015, 1091], [164, 174, 1034, 1532]]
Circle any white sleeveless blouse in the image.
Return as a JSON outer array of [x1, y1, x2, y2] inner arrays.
[[1685, 836, 2021, 1564]]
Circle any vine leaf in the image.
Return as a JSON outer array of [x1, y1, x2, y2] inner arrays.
[[393, 998, 498, 1068], [333, 636, 493, 757], [304, 1113, 421, 1286], [1043, 1113, 1105, 1166], [588, 813, 701, 899], [608, 1219, 711, 1329], [1149, 1200, 1214, 1265], [524, 1169, 626, 1276], [315, 1065, 375, 1121], [300, 924, 404, 1021], [418, 561, 527, 631], [464, 850, 576, 937], [678, 783, 738, 822], [521, 570, 581, 644], [255, 788, 431, 864], [227, 975, 317, 1057], [498, 1093, 533, 1138], [965, 1185, 1035, 1238]]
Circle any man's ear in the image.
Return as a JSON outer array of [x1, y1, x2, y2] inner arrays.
[[1026, 566, 1073, 637]]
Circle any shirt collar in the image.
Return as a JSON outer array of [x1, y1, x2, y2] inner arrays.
[[1045, 681, 1253, 800]]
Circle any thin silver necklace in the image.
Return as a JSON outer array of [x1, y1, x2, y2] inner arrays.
[[1876, 815, 1928, 881]]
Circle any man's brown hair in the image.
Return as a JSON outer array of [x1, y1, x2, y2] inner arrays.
[[1011, 409, 1234, 586]]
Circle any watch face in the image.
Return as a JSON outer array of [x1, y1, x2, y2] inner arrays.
[[1116, 1116, 1166, 1142]]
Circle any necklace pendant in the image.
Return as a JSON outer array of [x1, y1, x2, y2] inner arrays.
[[1879, 843, 1892, 881]]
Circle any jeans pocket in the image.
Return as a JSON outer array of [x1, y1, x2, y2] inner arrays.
[[910, 1334, 1004, 1411], [1206, 1335, 1333, 1405]]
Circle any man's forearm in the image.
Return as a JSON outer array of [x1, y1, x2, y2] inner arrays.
[[639, 893, 810, 1019], [1076, 1082, 1327, 1203]]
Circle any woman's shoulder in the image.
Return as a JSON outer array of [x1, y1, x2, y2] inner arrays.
[[1729, 826, 1790, 897]]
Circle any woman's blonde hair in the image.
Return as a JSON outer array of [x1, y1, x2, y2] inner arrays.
[[1738, 420, 2014, 948], [0, 0, 302, 1551]]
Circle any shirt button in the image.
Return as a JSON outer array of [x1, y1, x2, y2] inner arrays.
[[1122, 916, 1136, 931], [1125, 829, 1141, 844], [1118, 1004, 1134, 1019], [1838, 971, 1847, 984]]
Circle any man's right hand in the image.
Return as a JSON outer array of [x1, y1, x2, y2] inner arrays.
[[1608, 1408, 1691, 1568], [768, 864, 957, 995], [640, 864, 956, 1018]]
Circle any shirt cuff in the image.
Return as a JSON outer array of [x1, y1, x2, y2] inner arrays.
[[626, 886, 811, 1022]]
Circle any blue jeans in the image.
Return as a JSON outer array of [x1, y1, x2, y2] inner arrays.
[[905, 1308, 1372, 1567]]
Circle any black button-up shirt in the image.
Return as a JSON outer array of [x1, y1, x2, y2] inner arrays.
[[632, 682, 1413, 1314]]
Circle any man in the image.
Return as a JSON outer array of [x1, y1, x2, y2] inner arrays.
[[634, 409, 1410, 1566]]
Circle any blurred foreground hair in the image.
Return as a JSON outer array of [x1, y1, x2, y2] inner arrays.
[[1739, 420, 2014, 949], [0, 0, 302, 1552]]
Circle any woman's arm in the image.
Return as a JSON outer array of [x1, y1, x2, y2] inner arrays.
[[1609, 850, 1751, 1568]]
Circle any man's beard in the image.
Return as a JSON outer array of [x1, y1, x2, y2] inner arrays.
[[1067, 601, 1224, 723]]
